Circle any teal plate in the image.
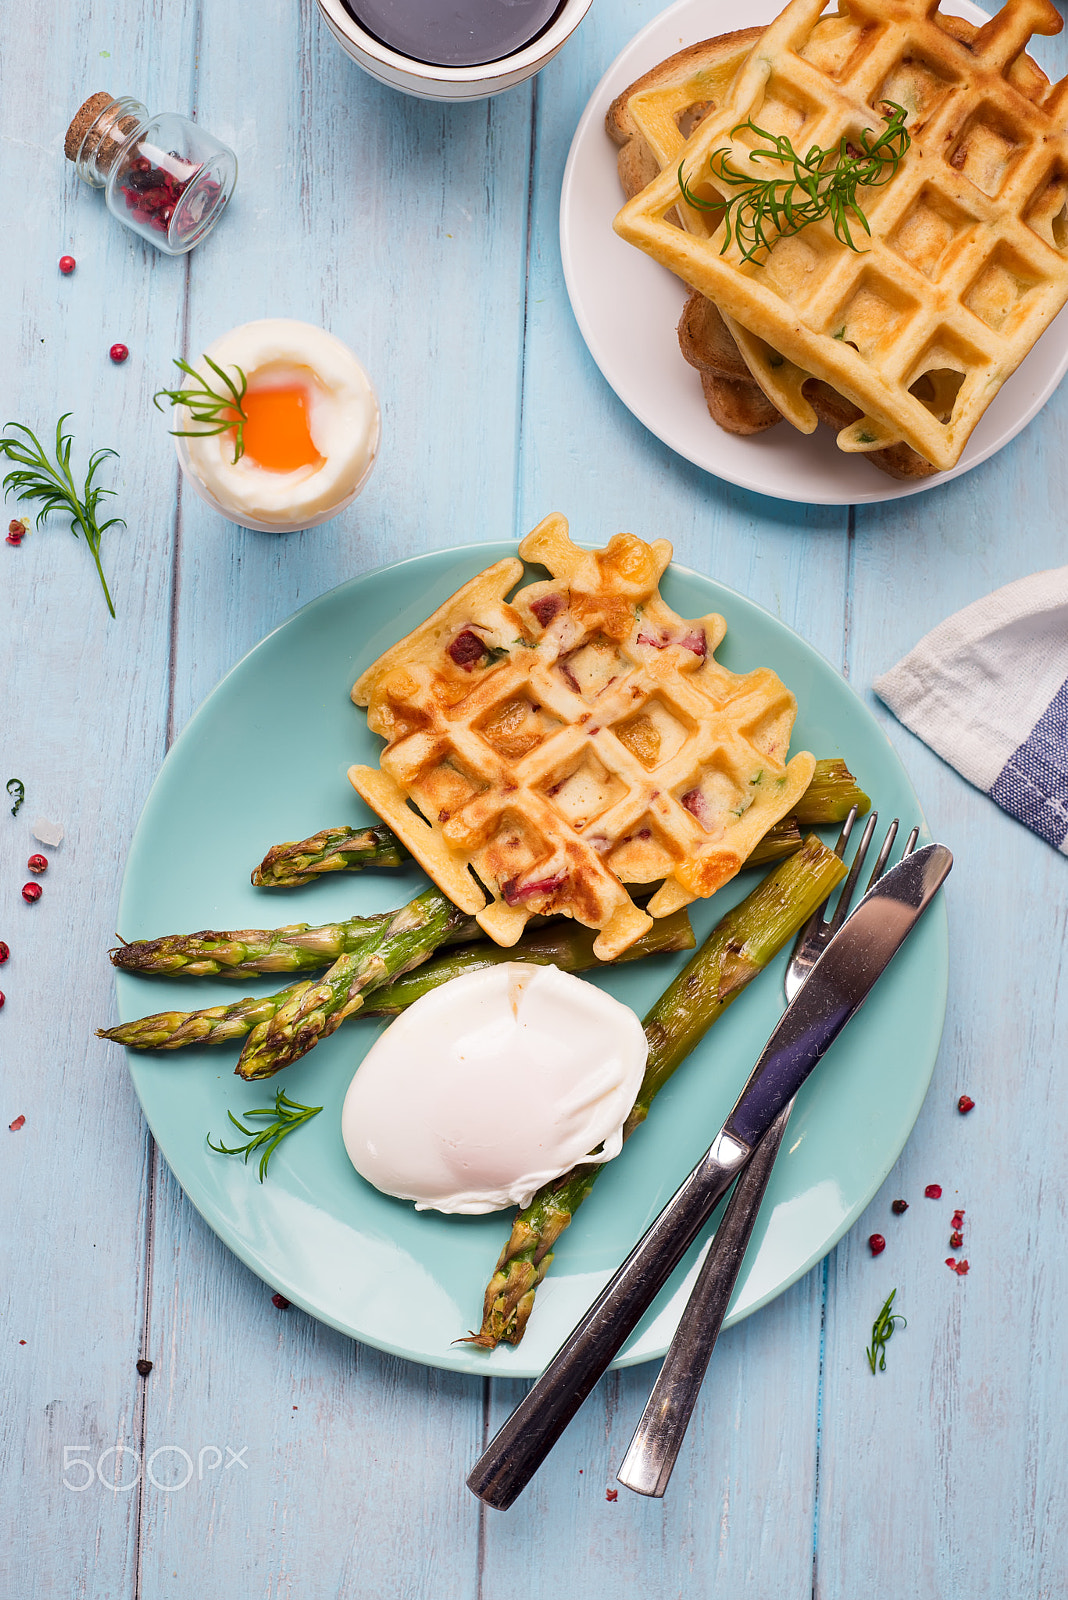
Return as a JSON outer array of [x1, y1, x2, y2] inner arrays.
[[117, 545, 948, 1376]]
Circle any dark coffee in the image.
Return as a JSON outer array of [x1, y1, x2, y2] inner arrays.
[[344, 0, 565, 68]]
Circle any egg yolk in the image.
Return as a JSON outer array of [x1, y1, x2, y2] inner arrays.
[[237, 386, 322, 473]]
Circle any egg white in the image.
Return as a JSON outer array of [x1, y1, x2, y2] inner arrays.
[[341, 963, 649, 1214], [180, 319, 379, 528]]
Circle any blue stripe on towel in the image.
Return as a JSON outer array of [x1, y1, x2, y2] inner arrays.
[[989, 677, 1068, 847]]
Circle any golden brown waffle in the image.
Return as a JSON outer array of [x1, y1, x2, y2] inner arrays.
[[349, 516, 814, 959], [615, 0, 1068, 471], [610, 31, 937, 472]]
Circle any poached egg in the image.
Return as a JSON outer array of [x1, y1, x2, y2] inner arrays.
[[341, 963, 648, 1214], [177, 318, 380, 532]]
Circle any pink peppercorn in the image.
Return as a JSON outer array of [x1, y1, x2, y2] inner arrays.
[[271, 1293, 290, 1310], [0, 992, 4, 1009], [109, 343, 129, 363], [7, 521, 25, 547], [868, 1234, 886, 1256], [891, 1199, 909, 1215], [26, 855, 47, 875], [958, 1095, 975, 1114], [59, 255, 76, 274], [9, 1115, 25, 1131], [0, 942, 8, 963], [21, 883, 42, 905], [925, 1184, 942, 1199], [950, 1230, 963, 1248]]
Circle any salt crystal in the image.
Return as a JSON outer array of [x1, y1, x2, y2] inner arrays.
[[32, 818, 64, 847]]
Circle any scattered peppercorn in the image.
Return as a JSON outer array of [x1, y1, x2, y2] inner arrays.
[[950, 1230, 963, 1248], [7, 520, 26, 546], [136, 1358, 153, 1377], [606, 1489, 618, 1502], [59, 255, 76, 274], [957, 1094, 975, 1115], [26, 855, 47, 874], [951, 1208, 964, 1226], [109, 343, 129, 363], [21, 883, 42, 904], [0, 943, 9, 963], [0, 993, 5, 1010], [271, 1292, 290, 1310], [924, 1183, 942, 1199], [868, 1233, 886, 1256], [9, 1115, 25, 1131], [946, 1258, 970, 1275], [891, 1199, 909, 1215]]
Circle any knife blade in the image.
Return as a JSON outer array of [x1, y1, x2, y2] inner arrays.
[[467, 841, 952, 1509]]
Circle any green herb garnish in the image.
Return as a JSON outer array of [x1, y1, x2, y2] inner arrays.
[[679, 101, 910, 266], [6, 779, 25, 817], [866, 1287, 906, 1373], [207, 1087, 322, 1182], [0, 417, 123, 617], [154, 356, 249, 465]]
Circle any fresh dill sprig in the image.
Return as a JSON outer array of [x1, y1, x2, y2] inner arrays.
[[207, 1087, 322, 1182], [866, 1287, 906, 1374], [154, 355, 249, 465], [679, 101, 910, 266], [0, 417, 123, 617]]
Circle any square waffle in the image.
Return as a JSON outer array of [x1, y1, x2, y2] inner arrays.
[[615, 0, 1068, 470], [611, 31, 947, 474], [348, 516, 814, 960]]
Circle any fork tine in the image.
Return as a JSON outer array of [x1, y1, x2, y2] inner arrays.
[[832, 804, 860, 860], [865, 818, 899, 891], [901, 825, 919, 859], [788, 804, 860, 958], [827, 810, 879, 934]]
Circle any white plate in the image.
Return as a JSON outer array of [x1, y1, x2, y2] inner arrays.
[[560, 0, 1068, 505]]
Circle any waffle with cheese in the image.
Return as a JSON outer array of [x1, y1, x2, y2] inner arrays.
[[349, 517, 814, 960], [615, 0, 1068, 471]]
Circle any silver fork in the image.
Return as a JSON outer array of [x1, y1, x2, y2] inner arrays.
[[616, 809, 919, 1499]]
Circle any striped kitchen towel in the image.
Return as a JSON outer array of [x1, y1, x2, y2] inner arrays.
[[874, 567, 1068, 854]]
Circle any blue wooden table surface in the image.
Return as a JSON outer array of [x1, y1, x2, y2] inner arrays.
[[3, 1, 1067, 1594]]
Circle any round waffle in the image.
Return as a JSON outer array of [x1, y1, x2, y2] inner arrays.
[[349, 516, 814, 959]]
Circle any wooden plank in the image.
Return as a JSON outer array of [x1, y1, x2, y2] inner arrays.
[[0, 6, 202, 1596], [131, 1, 531, 1593], [820, 6, 1068, 1567]]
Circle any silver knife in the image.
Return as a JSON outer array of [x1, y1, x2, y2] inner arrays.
[[467, 842, 952, 1510]]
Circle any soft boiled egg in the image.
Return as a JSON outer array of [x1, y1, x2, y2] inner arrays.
[[176, 318, 380, 532], [341, 963, 648, 1215]]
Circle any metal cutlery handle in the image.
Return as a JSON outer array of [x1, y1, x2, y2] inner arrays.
[[466, 1132, 750, 1511], [468, 845, 952, 1511], [616, 1103, 792, 1498]]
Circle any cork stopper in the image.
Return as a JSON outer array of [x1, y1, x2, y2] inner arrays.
[[64, 91, 115, 161], [65, 92, 146, 185]]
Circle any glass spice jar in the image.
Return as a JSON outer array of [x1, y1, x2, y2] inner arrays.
[[65, 92, 237, 256]]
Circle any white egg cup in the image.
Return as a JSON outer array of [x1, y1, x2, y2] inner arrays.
[[315, 0, 592, 101], [173, 405, 380, 535]]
